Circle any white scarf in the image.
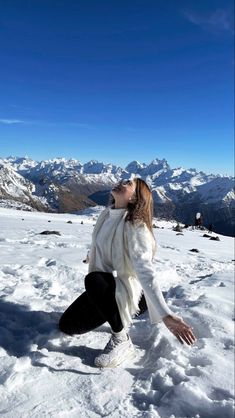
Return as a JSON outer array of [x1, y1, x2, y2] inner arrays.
[[88, 207, 144, 329]]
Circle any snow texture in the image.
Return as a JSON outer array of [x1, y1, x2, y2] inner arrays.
[[0, 206, 234, 418]]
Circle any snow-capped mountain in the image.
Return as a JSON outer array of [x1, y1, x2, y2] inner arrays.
[[0, 156, 234, 236], [0, 160, 49, 211]]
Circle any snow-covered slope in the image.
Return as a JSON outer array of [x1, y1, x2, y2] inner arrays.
[[196, 177, 235, 204], [0, 207, 234, 417]]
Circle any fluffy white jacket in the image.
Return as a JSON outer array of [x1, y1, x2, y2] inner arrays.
[[88, 206, 174, 329]]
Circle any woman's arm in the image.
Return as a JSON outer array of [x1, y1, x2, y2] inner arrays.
[[125, 221, 196, 345], [125, 221, 174, 321]]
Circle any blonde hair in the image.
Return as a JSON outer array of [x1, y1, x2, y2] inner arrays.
[[108, 177, 157, 257]]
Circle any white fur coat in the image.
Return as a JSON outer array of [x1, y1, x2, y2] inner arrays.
[[88, 206, 173, 329]]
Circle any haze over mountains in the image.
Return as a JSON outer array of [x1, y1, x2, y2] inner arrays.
[[0, 156, 234, 236]]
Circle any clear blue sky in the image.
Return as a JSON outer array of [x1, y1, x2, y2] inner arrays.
[[0, 0, 234, 175]]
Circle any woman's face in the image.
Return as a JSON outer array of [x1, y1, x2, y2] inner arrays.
[[111, 179, 136, 206]]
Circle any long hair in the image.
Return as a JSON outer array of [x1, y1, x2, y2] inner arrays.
[[107, 177, 157, 257]]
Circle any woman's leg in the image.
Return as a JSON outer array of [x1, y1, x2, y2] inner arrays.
[[59, 290, 106, 335], [84, 271, 123, 333]]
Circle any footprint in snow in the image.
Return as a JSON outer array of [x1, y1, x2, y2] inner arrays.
[[37, 258, 57, 267], [210, 387, 235, 401], [2, 266, 18, 276], [189, 273, 213, 284], [221, 337, 234, 350], [188, 355, 212, 368], [161, 244, 180, 252], [45, 259, 57, 267]]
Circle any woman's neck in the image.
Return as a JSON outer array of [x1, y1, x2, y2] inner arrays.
[[112, 203, 127, 209]]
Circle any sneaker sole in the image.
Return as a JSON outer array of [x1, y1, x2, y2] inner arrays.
[[97, 347, 136, 369]]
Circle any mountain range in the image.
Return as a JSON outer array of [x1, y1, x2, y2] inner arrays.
[[0, 156, 234, 236]]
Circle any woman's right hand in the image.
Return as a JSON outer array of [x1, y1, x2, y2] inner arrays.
[[163, 314, 197, 345]]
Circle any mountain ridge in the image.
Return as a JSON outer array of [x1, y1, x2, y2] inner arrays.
[[0, 155, 234, 236]]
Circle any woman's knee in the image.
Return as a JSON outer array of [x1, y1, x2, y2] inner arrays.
[[84, 271, 101, 292], [58, 313, 73, 335]]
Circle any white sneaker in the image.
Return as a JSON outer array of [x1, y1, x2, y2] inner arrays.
[[94, 334, 135, 368]]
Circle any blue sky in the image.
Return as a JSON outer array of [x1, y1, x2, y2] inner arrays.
[[0, 0, 234, 175]]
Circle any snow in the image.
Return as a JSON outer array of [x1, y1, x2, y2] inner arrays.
[[0, 160, 49, 210], [171, 168, 185, 178], [0, 207, 234, 418], [0, 199, 37, 211], [168, 183, 182, 190], [196, 177, 235, 204]]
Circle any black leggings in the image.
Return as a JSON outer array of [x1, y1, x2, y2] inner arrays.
[[59, 271, 147, 335]]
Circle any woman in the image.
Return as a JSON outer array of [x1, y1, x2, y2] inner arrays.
[[59, 177, 196, 368]]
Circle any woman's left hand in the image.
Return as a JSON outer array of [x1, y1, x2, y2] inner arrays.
[[163, 314, 197, 345]]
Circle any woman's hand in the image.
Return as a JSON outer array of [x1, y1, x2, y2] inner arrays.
[[163, 314, 197, 345]]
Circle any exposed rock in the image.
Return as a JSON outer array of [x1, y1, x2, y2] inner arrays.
[[173, 223, 183, 232], [39, 230, 61, 236]]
